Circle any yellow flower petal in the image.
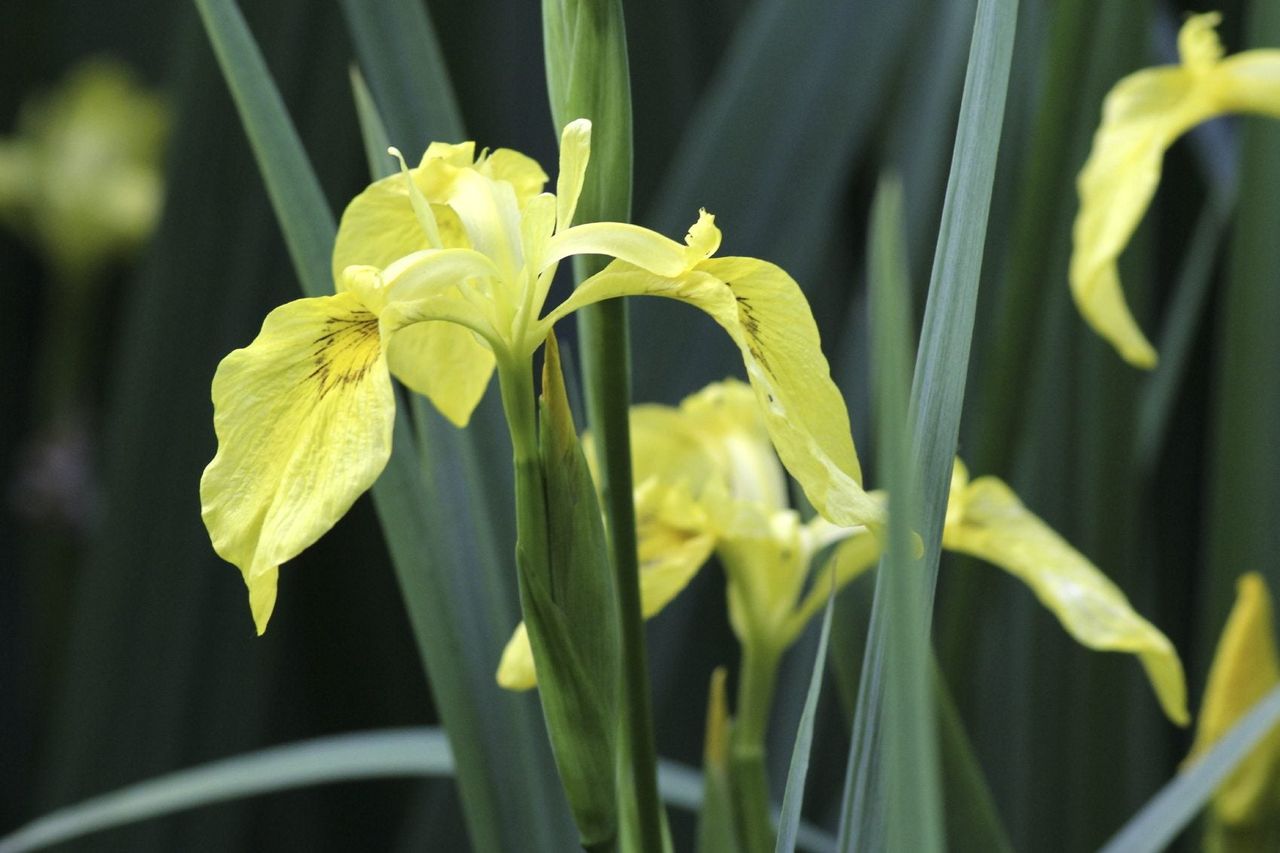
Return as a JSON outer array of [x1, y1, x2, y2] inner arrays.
[[546, 251, 881, 530], [477, 147, 549, 208], [720, 508, 809, 644], [555, 119, 592, 231], [1187, 573, 1280, 825], [446, 168, 528, 287], [200, 292, 395, 633], [344, 250, 503, 427], [384, 324, 494, 428], [497, 623, 538, 691], [333, 174, 421, 279], [1071, 13, 1280, 368], [542, 221, 691, 278], [625, 380, 787, 511], [942, 470, 1188, 724]]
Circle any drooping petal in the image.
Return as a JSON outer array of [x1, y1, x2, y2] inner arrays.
[[545, 256, 881, 530], [346, 250, 502, 427], [385, 324, 494, 428], [496, 478, 717, 691], [200, 291, 395, 633], [1069, 13, 1280, 368], [1070, 62, 1210, 368], [1186, 573, 1280, 825], [942, 471, 1189, 724]]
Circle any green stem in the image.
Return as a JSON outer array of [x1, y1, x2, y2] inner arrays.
[[497, 360, 549, 580], [578, 297, 664, 852], [731, 642, 781, 853]]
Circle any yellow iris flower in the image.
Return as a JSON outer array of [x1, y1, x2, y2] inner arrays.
[[1071, 12, 1280, 368], [496, 380, 1189, 726], [0, 58, 167, 282], [201, 120, 878, 634], [1187, 573, 1280, 831]]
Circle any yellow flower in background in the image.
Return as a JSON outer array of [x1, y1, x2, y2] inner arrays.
[[201, 121, 878, 634], [1071, 12, 1280, 368], [1187, 573, 1280, 830], [0, 58, 167, 282], [496, 380, 1189, 727]]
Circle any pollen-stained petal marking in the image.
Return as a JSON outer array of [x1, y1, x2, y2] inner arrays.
[[200, 291, 395, 634]]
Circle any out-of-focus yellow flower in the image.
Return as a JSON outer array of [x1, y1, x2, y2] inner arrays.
[[1187, 573, 1280, 830], [0, 58, 167, 282], [1070, 12, 1280, 368], [202, 121, 877, 633], [496, 381, 1189, 726]]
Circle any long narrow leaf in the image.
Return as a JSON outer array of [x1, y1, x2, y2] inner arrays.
[[775, 594, 835, 853], [336, 0, 463, 146], [840, 0, 1017, 847], [0, 729, 454, 853], [0, 729, 835, 853], [193, 0, 333, 297], [1098, 685, 1280, 853]]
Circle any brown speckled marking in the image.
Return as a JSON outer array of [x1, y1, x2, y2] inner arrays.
[[307, 312, 380, 399], [733, 292, 772, 375]]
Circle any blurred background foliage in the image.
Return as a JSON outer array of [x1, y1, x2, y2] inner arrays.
[[2, 0, 1277, 850]]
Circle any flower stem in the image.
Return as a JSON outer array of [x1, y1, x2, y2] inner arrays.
[[732, 642, 781, 853], [497, 359, 549, 583], [578, 298, 665, 852]]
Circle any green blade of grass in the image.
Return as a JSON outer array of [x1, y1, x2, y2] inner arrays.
[[1098, 685, 1280, 853], [775, 594, 835, 853], [932, 661, 1013, 853], [0, 729, 455, 853], [348, 66, 392, 179], [855, 176, 941, 852], [0, 727, 835, 853], [633, 0, 922, 402], [195, 3, 573, 850], [839, 0, 1018, 847], [336, 0, 463, 148], [193, 0, 333, 299], [1198, 0, 1280, 673]]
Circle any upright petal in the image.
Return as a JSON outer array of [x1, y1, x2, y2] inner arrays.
[[200, 292, 395, 633], [942, 471, 1188, 724], [477, 147, 549, 208], [555, 119, 592, 231], [1187, 573, 1280, 825], [546, 255, 882, 529], [447, 168, 525, 284]]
